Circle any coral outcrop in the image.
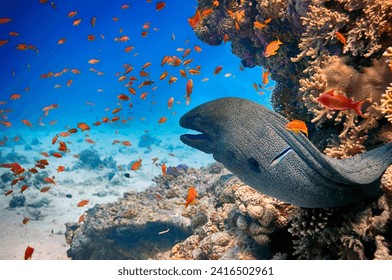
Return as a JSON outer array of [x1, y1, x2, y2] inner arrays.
[[192, 0, 392, 155], [65, 165, 392, 260]]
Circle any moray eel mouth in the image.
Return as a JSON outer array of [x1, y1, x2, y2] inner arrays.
[[179, 112, 214, 154]]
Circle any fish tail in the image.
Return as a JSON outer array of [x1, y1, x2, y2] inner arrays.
[[184, 202, 189, 208], [354, 100, 366, 117]]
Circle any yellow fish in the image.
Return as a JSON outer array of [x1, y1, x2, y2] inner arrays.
[[265, 37, 282, 57], [285, 119, 308, 137]]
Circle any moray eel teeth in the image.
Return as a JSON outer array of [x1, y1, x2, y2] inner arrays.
[[179, 97, 392, 208]]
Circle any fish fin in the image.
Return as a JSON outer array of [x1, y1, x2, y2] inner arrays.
[[270, 147, 292, 167], [354, 100, 366, 118]]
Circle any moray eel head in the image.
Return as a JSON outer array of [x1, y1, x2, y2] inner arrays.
[[180, 98, 241, 157]]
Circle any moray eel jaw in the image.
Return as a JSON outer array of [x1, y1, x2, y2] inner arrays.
[[180, 110, 216, 154]]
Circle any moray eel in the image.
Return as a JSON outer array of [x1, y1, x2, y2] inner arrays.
[[179, 97, 392, 208]]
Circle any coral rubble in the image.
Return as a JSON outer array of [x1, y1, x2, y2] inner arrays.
[[65, 165, 392, 260]]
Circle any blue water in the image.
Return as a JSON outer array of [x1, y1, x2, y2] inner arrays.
[[0, 0, 273, 161]]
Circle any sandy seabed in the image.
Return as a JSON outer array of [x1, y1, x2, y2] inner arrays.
[[0, 129, 214, 260]]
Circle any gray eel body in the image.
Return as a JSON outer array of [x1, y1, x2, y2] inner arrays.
[[179, 97, 392, 208]]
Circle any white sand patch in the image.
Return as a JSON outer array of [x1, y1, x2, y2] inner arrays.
[[0, 129, 214, 259]]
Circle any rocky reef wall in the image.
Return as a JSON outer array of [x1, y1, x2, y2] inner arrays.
[[192, 0, 392, 155], [66, 164, 392, 260]]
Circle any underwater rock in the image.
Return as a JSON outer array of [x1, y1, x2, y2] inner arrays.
[[30, 137, 41, 146], [5, 152, 28, 164], [74, 148, 104, 169], [27, 197, 51, 208], [166, 164, 189, 177], [65, 163, 392, 259], [9, 195, 26, 208], [24, 144, 33, 151], [137, 133, 161, 148], [1, 172, 13, 184]]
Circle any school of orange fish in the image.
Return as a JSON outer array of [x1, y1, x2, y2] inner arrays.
[[1, 0, 367, 260]]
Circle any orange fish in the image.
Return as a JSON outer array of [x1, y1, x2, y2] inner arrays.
[[0, 18, 12, 24], [20, 185, 28, 193], [167, 97, 174, 109], [179, 69, 188, 78], [214, 66, 223, 75], [262, 69, 269, 85], [77, 199, 89, 207], [78, 214, 85, 223], [265, 37, 282, 57], [188, 10, 202, 29], [71, 69, 81, 74], [87, 35, 95, 41], [73, 19, 82, 26], [5, 190, 13, 196], [9, 31, 19, 36], [21, 119, 32, 128], [115, 35, 130, 42], [140, 92, 148, 100], [85, 138, 95, 144], [335, 31, 346, 45], [194, 45, 202, 52], [44, 177, 56, 185], [68, 10, 78, 18], [59, 131, 70, 137], [41, 151, 49, 157], [66, 79, 72, 87], [24, 246, 34, 260], [285, 119, 308, 137], [161, 163, 166, 176], [184, 186, 197, 208], [124, 46, 134, 52], [77, 122, 90, 131], [22, 217, 30, 225], [156, 1, 166, 11], [160, 71, 168, 80], [158, 117, 167, 124], [117, 93, 130, 101], [121, 4, 130, 9], [90, 16, 96, 27], [52, 152, 63, 158], [122, 141, 132, 146], [0, 39, 9, 46], [223, 34, 230, 43], [10, 94, 21, 100], [317, 89, 367, 117], [88, 59, 100, 64], [56, 165, 65, 173], [131, 158, 142, 170], [40, 187, 51, 193], [186, 79, 193, 95]]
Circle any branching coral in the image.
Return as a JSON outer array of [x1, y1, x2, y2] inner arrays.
[[300, 56, 390, 157]]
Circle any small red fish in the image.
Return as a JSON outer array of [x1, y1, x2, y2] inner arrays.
[[77, 199, 89, 207], [335, 31, 346, 45], [317, 89, 367, 117], [214, 66, 223, 75], [158, 117, 167, 124], [24, 246, 34, 260], [161, 163, 166, 176], [77, 122, 90, 131], [184, 186, 198, 208], [285, 119, 308, 137], [131, 158, 142, 170], [43, 177, 56, 185], [156, 1, 166, 11]]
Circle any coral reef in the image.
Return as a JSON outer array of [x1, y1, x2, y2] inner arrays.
[[65, 165, 392, 260], [192, 0, 392, 155]]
